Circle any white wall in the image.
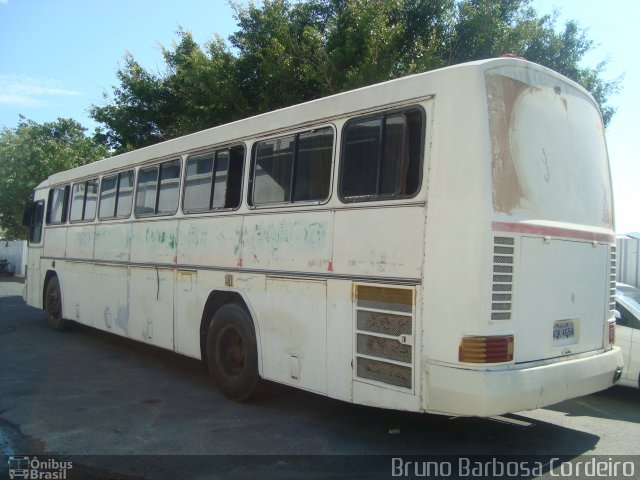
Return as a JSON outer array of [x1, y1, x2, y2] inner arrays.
[[0, 240, 27, 276]]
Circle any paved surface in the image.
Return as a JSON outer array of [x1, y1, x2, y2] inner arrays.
[[0, 277, 639, 478]]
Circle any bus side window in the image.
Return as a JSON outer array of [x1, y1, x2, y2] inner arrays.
[[340, 107, 423, 202], [135, 160, 180, 216], [116, 170, 134, 218], [27, 200, 45, 244], [99, 170, 134, 220], [183, 145, 244, 213], [98, 174, 118, 219], [46, 186, 70, 224], [70, 178, 99, 222], [250, 128, 333, 206]]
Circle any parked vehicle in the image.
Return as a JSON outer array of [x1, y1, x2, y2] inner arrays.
[[615, 283, 640, 388]]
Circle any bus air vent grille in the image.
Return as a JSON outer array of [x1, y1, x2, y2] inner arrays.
[[354, 285, 415, 391], [356, 357, 412, 389], [492, 237, 514, 320], [357, 310, 412, 336], [610, 246, 617, 312]]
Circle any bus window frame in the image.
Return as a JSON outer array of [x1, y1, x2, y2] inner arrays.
[[247, 124, 335, 209], [27, 199, 45, 244], [46, 185, 70, 225], [134, 158, 182, 219], [98, 169, 136, 221], [69, 178, 99, 224], [338, 105, 426, 204], [181, 143, 246, 215]]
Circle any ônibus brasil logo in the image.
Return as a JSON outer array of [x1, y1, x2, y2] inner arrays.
[[7, 456, 73, 479]]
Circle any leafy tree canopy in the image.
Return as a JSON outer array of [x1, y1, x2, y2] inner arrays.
[[0, 117, 108, 239], [92, 0, 620, 153]]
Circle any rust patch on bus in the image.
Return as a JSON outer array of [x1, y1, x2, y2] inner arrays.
[[486, 74, 529, 214]]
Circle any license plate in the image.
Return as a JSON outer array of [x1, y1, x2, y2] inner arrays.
[[553, 319, 576, 344]]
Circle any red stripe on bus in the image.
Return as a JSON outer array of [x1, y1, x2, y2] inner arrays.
[[492, 222, 615, 243]]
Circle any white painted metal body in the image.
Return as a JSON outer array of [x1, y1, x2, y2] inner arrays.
[[23, 58, 623, 416]]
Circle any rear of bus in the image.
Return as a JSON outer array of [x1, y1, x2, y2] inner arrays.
[[423, 59, 623, 416]]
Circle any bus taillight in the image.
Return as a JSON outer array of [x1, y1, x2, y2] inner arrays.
[[459, 335, 514, 363]]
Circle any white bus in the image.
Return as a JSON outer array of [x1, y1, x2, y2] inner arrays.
[[22, 58, 623, 417]]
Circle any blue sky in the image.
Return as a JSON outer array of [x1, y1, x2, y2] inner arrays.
[[0, 0, 638, 233]]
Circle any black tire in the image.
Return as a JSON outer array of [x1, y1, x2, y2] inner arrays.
[[45, 276, 67, 332], [206, 303, 262, 402]]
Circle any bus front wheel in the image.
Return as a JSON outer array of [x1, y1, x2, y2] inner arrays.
[[206, 303, 262, 402], [45, 277, 67, 332]]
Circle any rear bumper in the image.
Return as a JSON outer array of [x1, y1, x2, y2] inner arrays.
[[425, 347, 623, 417]]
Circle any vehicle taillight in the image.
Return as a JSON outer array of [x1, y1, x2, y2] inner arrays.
[[608, 321, 615, 345], [459, 335, 514, 363]]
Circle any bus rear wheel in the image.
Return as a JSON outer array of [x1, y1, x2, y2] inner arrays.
[[45, 277, 67, 332], [206, 303, 262, 402]]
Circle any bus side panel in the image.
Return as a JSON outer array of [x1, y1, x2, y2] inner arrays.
[[131, 221, 177, 265], [326, 279, 355, 403], [66, 225, 95, 260], [129, 266, 174, 350], [333, 206, 425, 280], [63, 262, 94, 326], [242, 211, 333, 274], [26, 248, 42, 308], [43, 227, 67, 259], [95, 223, 131, 262], [176, 216, 243, 269], [174, 270, 201, 358], [93, 265, 129, 335], [263, 278, 327, 394]]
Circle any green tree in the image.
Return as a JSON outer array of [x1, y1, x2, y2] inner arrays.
[[0, 117, 108, 240], [91, 0, 621, 152]]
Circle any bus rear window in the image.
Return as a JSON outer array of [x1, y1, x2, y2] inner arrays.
[[340, 108, 423, 202], [486, 70, 613, 228]]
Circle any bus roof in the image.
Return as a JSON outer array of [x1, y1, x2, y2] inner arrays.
[[40, 57, 592, 189]]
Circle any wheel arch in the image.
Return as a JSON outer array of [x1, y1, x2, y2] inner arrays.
[[199, 288, 263, 374]]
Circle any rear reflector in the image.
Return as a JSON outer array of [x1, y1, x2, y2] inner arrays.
[[608, 321, 616, 345], [459, 335, 514, 363]]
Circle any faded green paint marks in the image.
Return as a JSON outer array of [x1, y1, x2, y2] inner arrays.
[[145, 227, 177, 251], [252, 220, 327, 253]]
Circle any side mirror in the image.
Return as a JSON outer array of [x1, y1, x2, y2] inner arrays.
[[614, 310, 621, 321]]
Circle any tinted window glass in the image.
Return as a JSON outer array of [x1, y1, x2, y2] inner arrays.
[[29, 200, 45, 244], [70, 183, 85, 222], [184, 153, 213, 212], [294, 128, 333, 202], [212, 150, 229, 209], [116, 170, 134, 218], [341, 119, 381, 198], [253, 136, 295, 204], [340, 108, 423, 202], [252, 128, 333, 206], [99, 171, 134, 219], [84, 179, 98, 220], [70, 179, 98, 222], [99, 175, 117, 219], [135, 166, 158, 215], [47, 187, 68, 224], [157, 160, 180, 214]]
